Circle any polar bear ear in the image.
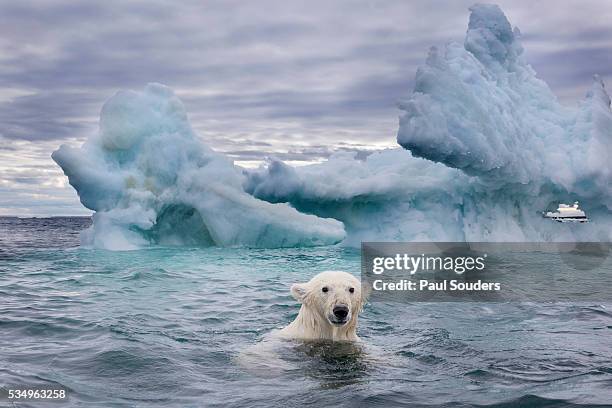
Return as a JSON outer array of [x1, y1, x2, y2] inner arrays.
[[290, 283, 308, 303]]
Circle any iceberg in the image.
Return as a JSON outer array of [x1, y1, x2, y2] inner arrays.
[[397, 3, 612, 198], [54, 4, 612, 249], [246, 4, 612, 243], [52, 84, 345, 250]]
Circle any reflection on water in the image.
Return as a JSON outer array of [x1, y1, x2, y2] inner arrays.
[[293, 340, 372, 389], [238, 337, 374, 390]]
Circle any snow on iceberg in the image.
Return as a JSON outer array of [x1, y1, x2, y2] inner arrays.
[[246, 4, 612, 243], [52, 84, 345, 250]]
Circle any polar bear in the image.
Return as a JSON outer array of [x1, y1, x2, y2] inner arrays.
[[278, 271, 364, 342]]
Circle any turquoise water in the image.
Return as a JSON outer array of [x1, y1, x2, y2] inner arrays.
[[1, 217, 611, 407]]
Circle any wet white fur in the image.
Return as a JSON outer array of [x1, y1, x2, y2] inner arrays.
[[278, 271, 364, 342]]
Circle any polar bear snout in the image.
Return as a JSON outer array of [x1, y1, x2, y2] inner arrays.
[[333, 304, 349, 319], [330, 304, 350, 325]]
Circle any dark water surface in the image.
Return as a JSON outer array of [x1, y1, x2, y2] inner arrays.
[[1, 217, 611, 407]]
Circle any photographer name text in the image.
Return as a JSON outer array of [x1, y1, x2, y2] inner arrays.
[[372, 279, 501, 292]]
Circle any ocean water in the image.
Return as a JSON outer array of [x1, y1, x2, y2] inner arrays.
[[1, 217, 611, 407]]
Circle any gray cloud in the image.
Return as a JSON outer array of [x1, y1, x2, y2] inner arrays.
[[1, 0, 611, 214], [0, 91, 99, 141]]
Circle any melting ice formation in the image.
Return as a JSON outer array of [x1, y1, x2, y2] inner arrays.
[[53, 4, 612, 249], [52, 84, 345, 250]]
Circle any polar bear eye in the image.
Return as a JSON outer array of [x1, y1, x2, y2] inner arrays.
[[322, 286, 329, 293], [349, 287, 355, 293]]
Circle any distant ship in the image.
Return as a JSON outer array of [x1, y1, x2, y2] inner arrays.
[[543, 202, 589, 223]]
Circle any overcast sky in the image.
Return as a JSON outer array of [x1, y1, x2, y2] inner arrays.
[[1, 0, 611, 216]]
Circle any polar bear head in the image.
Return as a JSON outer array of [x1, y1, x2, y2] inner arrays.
[[290, 271, 363, 332]]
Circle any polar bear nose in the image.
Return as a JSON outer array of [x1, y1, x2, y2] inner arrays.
[[333, 305, 349, 320]]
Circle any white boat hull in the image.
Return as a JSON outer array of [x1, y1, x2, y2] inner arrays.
[[551, 217, 589, 223]]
